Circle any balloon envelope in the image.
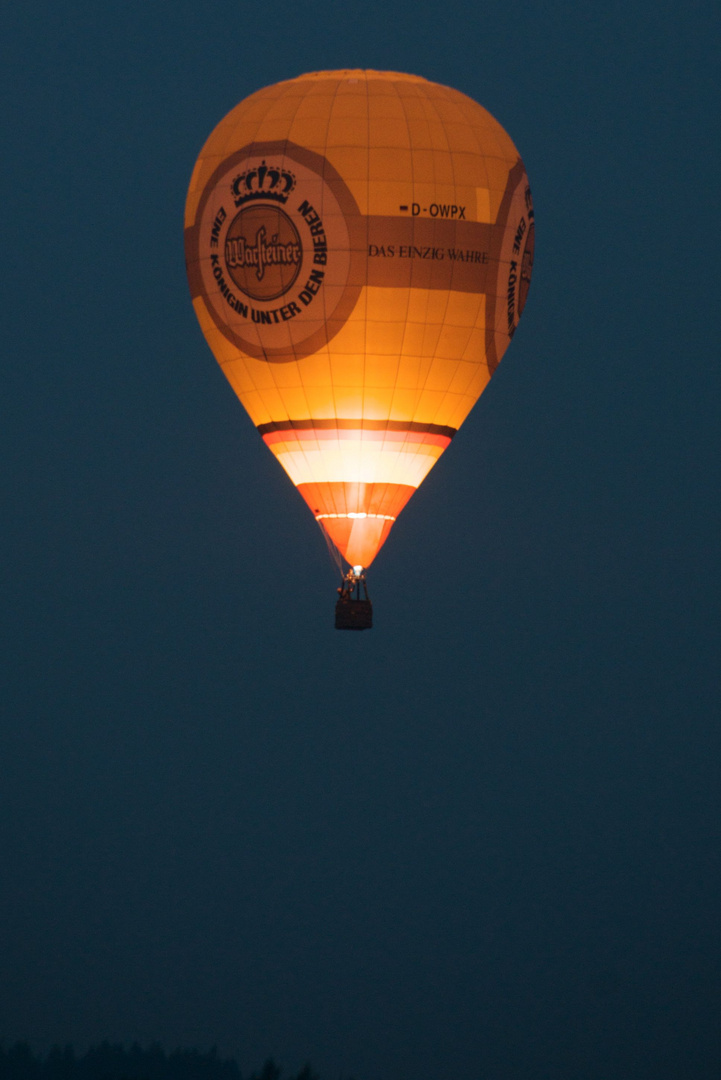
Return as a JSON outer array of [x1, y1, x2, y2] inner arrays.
[[185, 70, 534, 568]]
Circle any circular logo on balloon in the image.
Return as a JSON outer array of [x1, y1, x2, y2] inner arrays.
[[187, 143, 363, 362], [224, 204, 303, 302]]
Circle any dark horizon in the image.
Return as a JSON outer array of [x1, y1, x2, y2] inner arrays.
[[0, 1041, 314, 1080]]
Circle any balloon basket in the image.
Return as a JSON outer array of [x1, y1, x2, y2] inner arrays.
[[335, 568, 373, 630]]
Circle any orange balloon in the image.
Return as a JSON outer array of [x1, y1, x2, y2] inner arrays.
[[185, 70, 534, 569]]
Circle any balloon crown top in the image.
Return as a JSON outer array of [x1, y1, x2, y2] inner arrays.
[[294, 69, 428, 84], [231, 161, 297, 207]]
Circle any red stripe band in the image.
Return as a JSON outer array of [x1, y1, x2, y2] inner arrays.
[[263, 428, 451, 448]]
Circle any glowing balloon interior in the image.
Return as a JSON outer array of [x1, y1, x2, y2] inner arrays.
[[185, 70, 534, 575]]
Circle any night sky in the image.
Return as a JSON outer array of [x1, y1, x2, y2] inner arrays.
[[2, 3, 720, 1078]]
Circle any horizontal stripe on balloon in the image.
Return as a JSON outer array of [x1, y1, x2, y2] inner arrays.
[[267, 440, 446, 488], [316, 512, 396, 521], [297, 481, 415, 520], [262, 428, 452, 449], [257, 418, 457, 438], [186, 215, 494, 300]]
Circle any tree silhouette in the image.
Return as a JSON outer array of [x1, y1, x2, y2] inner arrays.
[[0, 1043, 328, 1080]]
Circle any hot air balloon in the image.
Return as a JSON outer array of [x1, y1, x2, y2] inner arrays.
[[185, 70, 534, 629]]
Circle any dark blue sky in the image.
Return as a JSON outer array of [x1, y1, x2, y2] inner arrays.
[[2, 3, 720, 1078]]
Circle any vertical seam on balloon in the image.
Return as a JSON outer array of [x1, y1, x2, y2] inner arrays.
[[361, 72, 370, 439], [231, 89, 283, 423], [245, 90, 281, 368], [378, 78, 404, 435], [430, 87, 466, 429], [453, 96, 493, 422], [362, 74, 379, 517], [325, 74, 345, 517], [366, 75, 395, 516], [391, 78, 423, 488], [416, 87, 462, 433], [272, 78, 316, 434], [234, 88, 290, 427], [442, 105, 483, 430], [414, 91, 443, 414], [450, 96, 494, 428]]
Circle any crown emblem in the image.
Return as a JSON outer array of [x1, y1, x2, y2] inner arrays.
[[231, 162, 296, 207]]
